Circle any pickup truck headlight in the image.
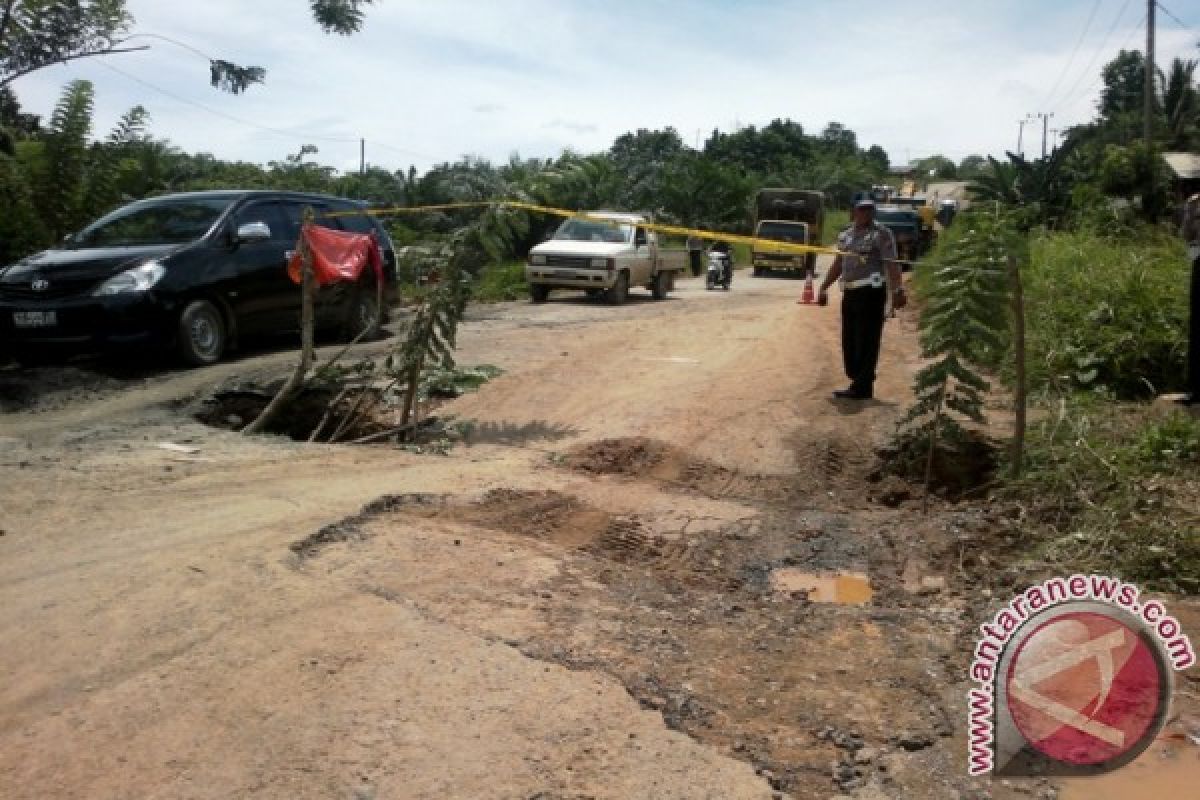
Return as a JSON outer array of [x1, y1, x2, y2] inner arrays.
[[93, 261, 166, 296], [589, 257, 608, 269], [529, 254, 547, 266]]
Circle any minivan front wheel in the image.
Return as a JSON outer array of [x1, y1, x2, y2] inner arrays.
[[177, 299, 226, 366]]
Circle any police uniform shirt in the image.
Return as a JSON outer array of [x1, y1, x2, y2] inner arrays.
[[837, 222, 897, 284]]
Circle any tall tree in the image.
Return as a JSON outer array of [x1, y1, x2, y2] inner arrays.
[[914, 154, 957, 180], [38, 78, 94, 239], [310, 0, 377, 34], [607, 127, 685, 211], [957, 154, 987, 179], [0, 1, 378, 92], [1160, 57, 1199, 151], [704, 118, 812, 174], [819, 121, 857, 158], [1099, 49, 1148, 119], [864, 144, 889, 173], [0, 0, 135, 89], [968, 143, 1080, 229], [0, 142, 45, 262]]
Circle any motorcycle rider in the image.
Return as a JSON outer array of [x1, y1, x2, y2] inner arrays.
[[710, 240, 734, 286]]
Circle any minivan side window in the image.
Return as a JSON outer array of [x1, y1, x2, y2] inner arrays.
[[234, 201, 290, 241], [333, 204, 377, 235], [279, 201, 332, 241]]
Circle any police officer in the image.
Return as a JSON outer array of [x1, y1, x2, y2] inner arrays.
[[817, 196, 906, 400]]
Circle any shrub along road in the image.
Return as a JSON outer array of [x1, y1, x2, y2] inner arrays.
[[0, 269, 1195, 799]]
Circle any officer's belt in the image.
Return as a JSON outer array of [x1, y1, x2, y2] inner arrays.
[[843, 273, 885, 290]]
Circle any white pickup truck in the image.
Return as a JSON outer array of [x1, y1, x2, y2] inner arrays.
[[525, 212, 687, 305]]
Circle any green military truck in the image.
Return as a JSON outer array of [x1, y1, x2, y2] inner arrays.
[[751, 189, 824, 277]]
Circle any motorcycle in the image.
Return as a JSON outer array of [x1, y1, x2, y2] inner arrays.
[[705, 250, 732, 290]]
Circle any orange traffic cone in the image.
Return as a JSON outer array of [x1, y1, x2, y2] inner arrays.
[[797, 271, 816, 305]]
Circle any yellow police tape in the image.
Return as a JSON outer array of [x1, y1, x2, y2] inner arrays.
[[326, 200, 839, 258]]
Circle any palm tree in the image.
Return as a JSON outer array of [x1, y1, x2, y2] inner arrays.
[[1159, 58, 1199, 151], [967, 142, 1079, 229]]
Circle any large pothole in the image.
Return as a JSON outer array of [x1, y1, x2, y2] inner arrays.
[[293, 477, 968, 798]]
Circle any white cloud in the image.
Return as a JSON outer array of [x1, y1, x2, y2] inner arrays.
[[8, 0, 1198, 175]]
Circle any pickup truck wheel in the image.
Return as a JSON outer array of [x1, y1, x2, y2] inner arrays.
[[606, 272, 629, 306], [530, 284, 550, 303], [752, 266, 764, 277], [177, 299, 226, 366], [651, 271, 669, 300]]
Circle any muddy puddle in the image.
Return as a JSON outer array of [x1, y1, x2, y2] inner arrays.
[[768, 568, 874, 604]]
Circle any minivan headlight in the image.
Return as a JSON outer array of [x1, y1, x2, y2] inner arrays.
[[93, 261, 166, 296], [529, 254, 547, 266]]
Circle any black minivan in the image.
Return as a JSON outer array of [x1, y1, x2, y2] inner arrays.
[[0, 190, 397, 366]]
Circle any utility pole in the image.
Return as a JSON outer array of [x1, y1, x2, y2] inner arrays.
[[1144, 0, 1155, 144], [1016, 117, 1028, 156], [1040, 112, 1054, 158], [359, 138, 366, 176], [1143, 0, 1158, 219]]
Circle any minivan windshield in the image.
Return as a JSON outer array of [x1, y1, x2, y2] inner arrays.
[[552, 218, 632, 243], [72, 196, 235, 248]]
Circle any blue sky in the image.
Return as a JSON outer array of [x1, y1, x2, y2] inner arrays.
[[9, 0, 1199, 174]]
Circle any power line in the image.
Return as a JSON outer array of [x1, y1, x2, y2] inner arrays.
[[1057, 0, 1135, 110], [1155, 1, 1191, 30], [1060, 9, 1147, 115], [1042, 0, 1103, 109], [94, 60, 430, 161], [124, 33, 215, 63]]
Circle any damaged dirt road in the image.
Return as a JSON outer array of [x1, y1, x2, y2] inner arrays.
[[0, 272, 1194, 799]]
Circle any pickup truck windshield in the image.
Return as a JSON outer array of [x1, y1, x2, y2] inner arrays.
[[553, 218, 632, 243], [73, 197, 234, 248], [756, 221, 808, 241]]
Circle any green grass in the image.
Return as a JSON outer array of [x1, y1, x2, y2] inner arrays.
[[904, 217, 1199, 590], [732, 242, 752, 268], [913, 219, 1190, 400], [822, 210, 850, 246], [473, 260, 529, 303], [1006, 397, 1200, 593], [1023, 228, 1189, 399]]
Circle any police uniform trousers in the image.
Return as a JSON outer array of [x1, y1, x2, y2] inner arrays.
[[841, 285, 888, 395]]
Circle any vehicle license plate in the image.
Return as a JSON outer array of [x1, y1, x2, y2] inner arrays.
[[553, 270, 578, 278], [13, 311, 57, 327]]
